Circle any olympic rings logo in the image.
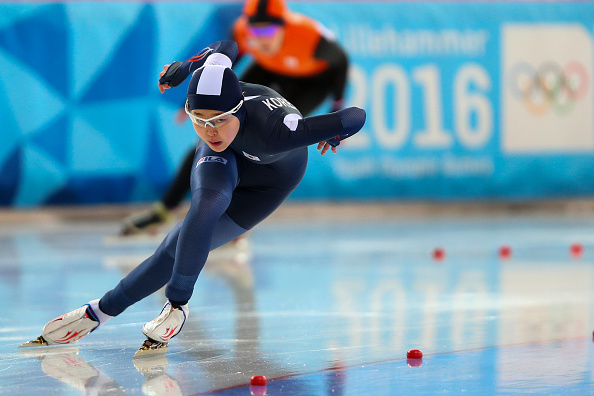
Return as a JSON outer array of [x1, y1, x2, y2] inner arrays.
[[507, 61, 589, 116]]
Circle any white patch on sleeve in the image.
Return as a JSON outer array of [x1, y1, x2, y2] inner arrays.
[[283, 113, 302, 131], [196, 65, 226, 95], [204, 53, 232, 68]]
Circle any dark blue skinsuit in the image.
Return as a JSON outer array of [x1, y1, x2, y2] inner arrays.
[[99, 41, 365, 315]]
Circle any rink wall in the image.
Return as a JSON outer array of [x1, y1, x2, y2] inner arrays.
[[1, 1, 593, 206]]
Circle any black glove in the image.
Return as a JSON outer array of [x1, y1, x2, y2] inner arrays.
[[326, 107, 366, 147], [159, 61, 184, 88]]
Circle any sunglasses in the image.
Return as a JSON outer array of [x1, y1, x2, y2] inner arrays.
[[185, 100, 244, 128], [248, 24, 281, 38]]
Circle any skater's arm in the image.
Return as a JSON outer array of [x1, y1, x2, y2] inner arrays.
[[268, 107, 366, 153], [158, 40, 239, 92]]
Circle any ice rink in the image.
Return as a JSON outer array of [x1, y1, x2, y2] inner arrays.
[[1, 203, 594, 395]]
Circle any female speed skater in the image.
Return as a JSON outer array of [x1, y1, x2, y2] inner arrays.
[[20, 39, 366, 357]]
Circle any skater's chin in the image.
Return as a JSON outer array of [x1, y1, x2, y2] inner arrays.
[[208, 141, 227, 151]]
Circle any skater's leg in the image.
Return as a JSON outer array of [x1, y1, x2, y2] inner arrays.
[[134, 147, 242, 355], [101, 211, 247, 317], [99, 229, 179, 317], [163, 149, 307, 305], [131, 212, 247, 354], [103, 146, 242, 315], [160, 212, 248, 255], [25, 205, 248, 347], [164, 148, 241, 306]]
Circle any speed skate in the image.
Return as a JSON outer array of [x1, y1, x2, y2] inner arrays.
[[134, 301, 188, 358], [20, 300, 111, 349], [134, 338, 170, 358]]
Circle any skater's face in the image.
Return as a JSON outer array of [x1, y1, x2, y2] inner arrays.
[[189, 108, 241, 152], [248, 22, 284, 55]]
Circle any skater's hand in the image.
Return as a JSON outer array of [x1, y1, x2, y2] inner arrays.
[[158, 64, 172, 93], [159, 61, 184, 92], [319, 108, 366, 153], [317, 141, 338, 155]]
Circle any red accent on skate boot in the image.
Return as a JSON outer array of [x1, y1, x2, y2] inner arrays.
[[160, 326, 178, 341], [50, 315, 66, 324], [55, 330, 86, 344]]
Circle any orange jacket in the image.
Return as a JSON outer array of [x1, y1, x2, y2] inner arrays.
[[232, 8, 330, 77]]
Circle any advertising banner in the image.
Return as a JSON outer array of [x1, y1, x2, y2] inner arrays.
[[292, 2, 594, 200]]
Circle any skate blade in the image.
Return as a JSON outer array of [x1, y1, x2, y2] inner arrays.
[[133, 355, 168, 373], [133, 339, 168, 359], [19, 336, 49, 348], [19, 346, 79, 357]]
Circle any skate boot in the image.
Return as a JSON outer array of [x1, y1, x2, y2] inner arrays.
[[120, 202, 171, 236], [20, 299, 113, 348], [134, 301, 188, 358]]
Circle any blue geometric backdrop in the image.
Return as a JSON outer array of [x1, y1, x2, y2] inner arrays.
[[0, 2, 241, 206]]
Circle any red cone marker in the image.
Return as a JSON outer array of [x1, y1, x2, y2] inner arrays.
[[571, 243, 583, 258], [499, 245, 512, 259], [250, 376, 267, 386], [432, 248, 445, 261]]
